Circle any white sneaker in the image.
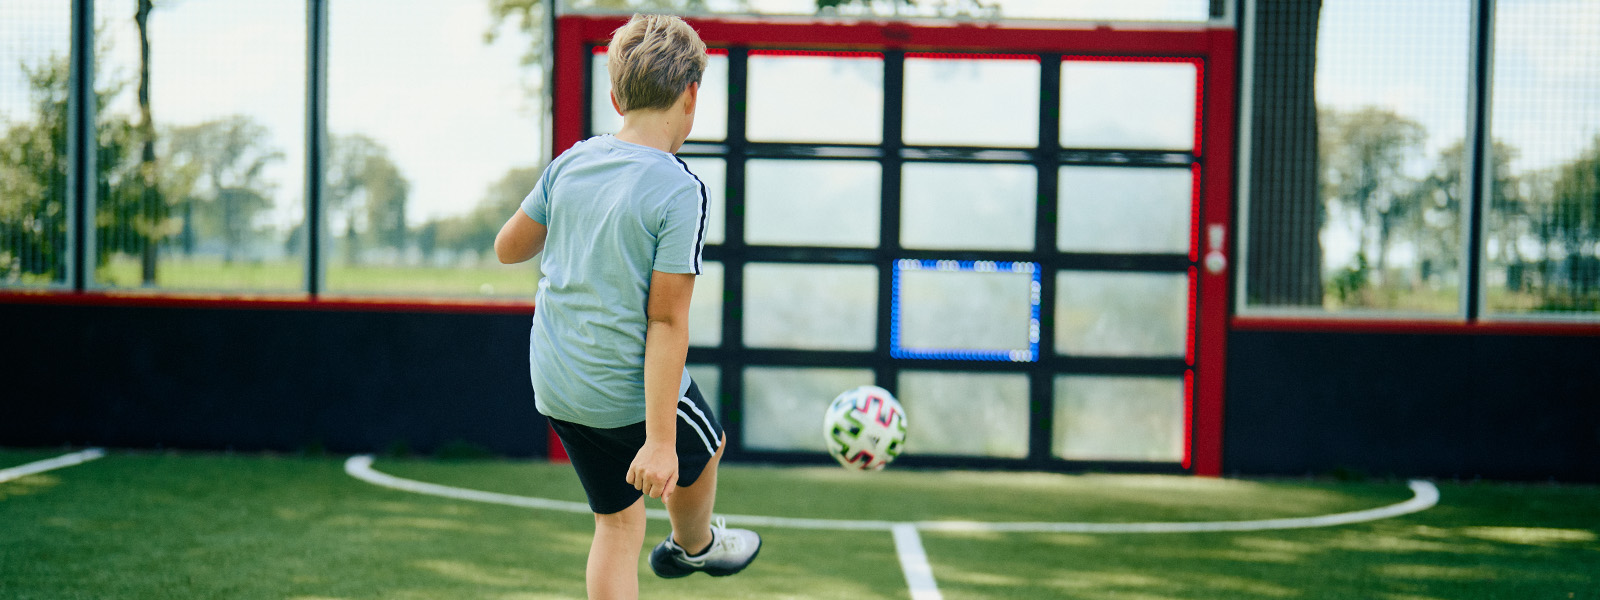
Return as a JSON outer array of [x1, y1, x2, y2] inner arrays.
[[648, 517, 762, 578]]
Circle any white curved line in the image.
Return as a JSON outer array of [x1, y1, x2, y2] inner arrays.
[[915, 480, 1440, 533], [0, 448, 106, 483], [344, 455, 1438, 534]]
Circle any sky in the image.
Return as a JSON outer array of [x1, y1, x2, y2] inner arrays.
[[3, 0, 1596, 235]]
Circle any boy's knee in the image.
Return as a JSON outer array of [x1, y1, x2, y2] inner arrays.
[[594, 499, 645, 529]]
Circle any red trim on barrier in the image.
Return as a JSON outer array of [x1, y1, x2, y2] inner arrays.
[[0, 290, 536, 315], [1233, 316, 1600, 337], [1061, 54, 1204, 63], [748, 49, 882, 59], [1189, 163, 1201, 263], [904, 51, 1041, 61], [1191, 29, 1236, 478], [1183, 369, 1194, 470], [1187, 267, 1197, 367], [1191, 59, 1205, 156], [554, 17, 589, 161], [549, 425, 569, 463]]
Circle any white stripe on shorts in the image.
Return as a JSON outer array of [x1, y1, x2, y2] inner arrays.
[[677, 396, 718, 455]]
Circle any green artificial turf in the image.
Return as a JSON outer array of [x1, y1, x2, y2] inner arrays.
[[1, 449, 1596, 600]]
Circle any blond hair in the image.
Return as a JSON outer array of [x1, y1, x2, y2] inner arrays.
[[607, 14, 707, 114]]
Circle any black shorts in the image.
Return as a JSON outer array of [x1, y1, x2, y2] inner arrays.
[[546, 380, 724, 515]]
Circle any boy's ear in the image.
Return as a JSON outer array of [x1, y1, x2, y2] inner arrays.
[[610, 90, 624, 116], [682, 81, 699, 115]]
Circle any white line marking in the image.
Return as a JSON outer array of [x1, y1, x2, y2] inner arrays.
[[348, 456, 1438, 600], [892, 523, 943, 600], [345, 455, 1439, 534], [0, 448, 106, 483], [915, 480, 1442, 534]]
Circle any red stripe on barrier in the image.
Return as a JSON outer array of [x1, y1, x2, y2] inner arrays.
[[0, 290, 535, 315]]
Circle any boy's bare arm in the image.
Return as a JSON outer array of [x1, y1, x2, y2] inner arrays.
[[494, 209, 548, 264], [628, 270, 696, 500]]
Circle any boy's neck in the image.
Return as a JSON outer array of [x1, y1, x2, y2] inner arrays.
[[615, 109, 685, 154]]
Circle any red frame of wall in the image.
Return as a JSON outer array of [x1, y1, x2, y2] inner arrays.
[[555, 14, 1239, 476]]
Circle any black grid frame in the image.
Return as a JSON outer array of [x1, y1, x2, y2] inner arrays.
[[582, 44, 1203, 473]]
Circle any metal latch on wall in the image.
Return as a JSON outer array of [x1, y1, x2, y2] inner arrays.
[[1204, 224, 1227, 275]]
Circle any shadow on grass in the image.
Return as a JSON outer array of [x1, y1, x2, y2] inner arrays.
[[922, 481, 1599, 600]]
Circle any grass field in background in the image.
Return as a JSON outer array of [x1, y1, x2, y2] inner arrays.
[[95, 256, 540, 297], [1, 449, 1597, 599]]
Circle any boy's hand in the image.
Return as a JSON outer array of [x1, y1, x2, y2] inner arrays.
[[627, 440, 679, 500]]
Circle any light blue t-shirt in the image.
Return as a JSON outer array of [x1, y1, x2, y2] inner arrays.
[[522, 135, 708, 429]]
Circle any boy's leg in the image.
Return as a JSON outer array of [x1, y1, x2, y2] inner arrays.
[[662, 434, 725, 554], [588, 498, 647, 600], [648, 382, 759, 578]]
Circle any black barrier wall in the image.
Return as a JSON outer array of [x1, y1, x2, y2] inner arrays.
[[1225, 330, 1600, 482], [0, 303, 546, 457], [4, 302, 1599, 481]]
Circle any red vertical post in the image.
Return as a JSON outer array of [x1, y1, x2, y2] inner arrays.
[[1193, 28, 1237, 477], [545, 16, 597, 463]]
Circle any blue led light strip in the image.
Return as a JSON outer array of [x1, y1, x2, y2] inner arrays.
[[890, 259, 1042, 362]]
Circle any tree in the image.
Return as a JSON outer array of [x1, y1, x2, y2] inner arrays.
[[134, 0, 163, 284], [164, 117, 283, 263], [1542, 135, 1600, 309], [1413, 139, 1522, 288], [1318, 106, 1426, 295], [0, 55, 143, 282], [326, 134, 409, 264], [423, 165, 542, 258], [487, 0, 724, 76], [1245, 0, 1322, 307]]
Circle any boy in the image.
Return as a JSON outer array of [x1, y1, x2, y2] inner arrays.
[[493, 14, 759, 600]]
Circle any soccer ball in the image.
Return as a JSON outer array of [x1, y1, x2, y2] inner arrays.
[[823, 385, 908, 471]]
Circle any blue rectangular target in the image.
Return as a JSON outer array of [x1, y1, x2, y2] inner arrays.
[[891, 259, 1041, 362]]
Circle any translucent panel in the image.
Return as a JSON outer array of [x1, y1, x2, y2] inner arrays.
[[894, 262, 1038, 360], [1053, 375, 1185, 462], [903, 55, 1040, 147], [747, 52, 882, 144], [1484, 0, 1600, 317], [743, 366, 874, 451], [901, 163, 1036, 251], [93, 0, 306, 292], [1060, 60, 1197, 151], [897, 371, 1029, 458], [590, 50, 728, 142], [998, 2, 1208, 22], [324, 0, 542, 297], [0, 2, 71, 287], [680, 158, 725, 245], [687, 364, 721, 417], [1056, 271, 1189, 357], [689, 261, 723, 347], [1058, 166, 1192, 253], [1265, 0, 1469, 313], [744, 263, 877, 351], [746, 160, 879, 248]]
